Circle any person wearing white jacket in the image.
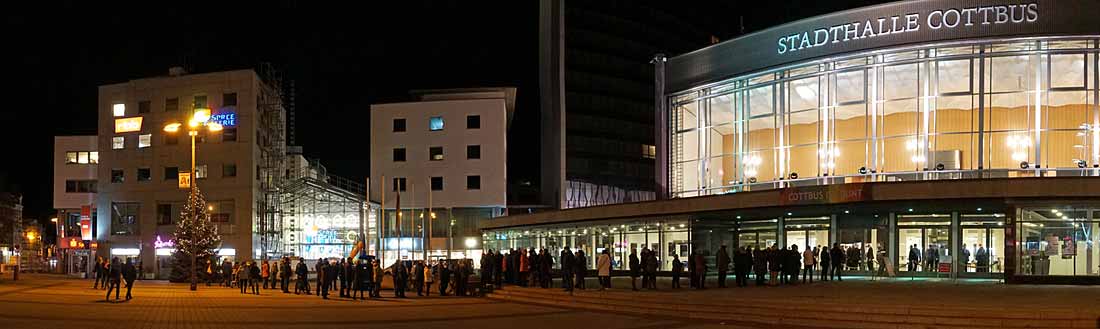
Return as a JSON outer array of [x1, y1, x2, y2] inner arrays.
[[802, 247, 816, 283], [597, 249, 612, 290]]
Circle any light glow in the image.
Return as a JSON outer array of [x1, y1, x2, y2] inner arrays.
[[207, 122, 223, 132], [464, 237, 477, 248], [163, 123, 181, 133], [192, 109, 211, 123], [112, 103, 125, 117], [114, 117, 143, 133]]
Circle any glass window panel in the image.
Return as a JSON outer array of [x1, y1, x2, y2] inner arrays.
[[706, 156, 736, 188], [881, 136, 921, 172], [986, 131, 1032, 169], [1050, 54, 1086, 89], [708, 94, 735, 127], [989, 55, 1031, 93], [937, 59, 971, 94], [936, 95, 974, 133], [749, 85, 774, 117], [677, 160, 700, 192], [883, 64, 919, 100], [89, 151, 98, 164], [990, 42, 1036, 53], [987, 93, 1030, 131], [676, 103, 699, 131], [881, 99, 919, 137], [1046, 91, 1088, 130], [677, 130, 699, 161], [1041, 130, 1088, 168], [1046, 40, 1090, 50], [835, 57, 869, 69], [747, 117, 775, 150], [935, 46, 974, 56], [835, 70, 864, 103], [834, 140, 867, 175], [834, 103, 867, 141], [77, 152, 89, 164], [788, 65, 820, 78], [788, 77, 819, 112], [708, 125, 734, 157], [743, 150, 774, 181], [788, 144, 818, 178], [931, 133, 975, 170], [883, 51, 919, 63], [788, 110, 818, 146]]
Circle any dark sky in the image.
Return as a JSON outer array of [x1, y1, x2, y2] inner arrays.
[[1, 1, 884, 224]]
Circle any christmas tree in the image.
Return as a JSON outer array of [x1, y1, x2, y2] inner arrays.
[[174, 186, 222, 290]]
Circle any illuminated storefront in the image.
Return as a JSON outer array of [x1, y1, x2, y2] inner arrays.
[[485, 0, 1100, 283]]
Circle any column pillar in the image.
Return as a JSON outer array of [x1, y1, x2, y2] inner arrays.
[[777, 217, 786, 248], [888, 212, 897, 273], [951, 211, 959, 278], [829, 215, 838, 246]]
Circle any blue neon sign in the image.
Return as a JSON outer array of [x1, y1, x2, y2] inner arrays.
[[210, 112, 237, 127]]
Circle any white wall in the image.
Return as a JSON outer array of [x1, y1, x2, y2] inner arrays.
[[54, 136, 98, 210], [370, 98, 507, 209]]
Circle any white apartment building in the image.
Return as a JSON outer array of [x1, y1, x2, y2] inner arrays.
[[370, 88, 513, 263], [53, 135, 98, 275], [94, 68, 285, 278]]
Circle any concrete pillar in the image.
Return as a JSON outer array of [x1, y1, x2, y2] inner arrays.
[[829, 214, 838, 246], [950, 211, 959, 278], [888, 213, 897, 271], [777, 216, 786, 248]]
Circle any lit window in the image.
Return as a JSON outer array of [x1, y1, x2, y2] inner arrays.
[[89, 151, 98, 164], [429, 116, 444, 131], [196, 164, 208, 179], [430, 147, 444, 161], [77, 152, 89, 164], [112, 137, 125, 149], [112, 103, 125, 117], [66, 152, 78, 164], [642, 144, 656, 159], [138, 134, 152, 148]]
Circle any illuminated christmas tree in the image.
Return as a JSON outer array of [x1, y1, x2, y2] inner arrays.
[[174, 187, 222, 290]]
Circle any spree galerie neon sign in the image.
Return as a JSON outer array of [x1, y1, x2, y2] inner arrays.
[[777, 3, 1038, 55], [154, 235, 175, 249]]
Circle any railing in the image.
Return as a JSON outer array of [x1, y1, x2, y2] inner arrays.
[[677, 168, 1100, 197]]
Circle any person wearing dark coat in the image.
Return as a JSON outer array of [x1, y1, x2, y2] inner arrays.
[[819, 246, 831, 281], [628, 249, 641, 291], [250, 262, 261, 294], [314, 259, 325, 296], [830, 243, 845, 281], [687, 251, 697, 288], [734, 246, 752, 287], [694, 251, 707, 289], [480, 250, 493, 288], [122, 258, 137, 300], [574, 250, 587, 290], [295, 261, 309, 294], [786, 245, 801, 285], [766, 245, 780, 286], [560, 247, 575, 292], [105, 257, 122, 301], [336, 259, 346, 297], [351, 259, 367, 300], [413, 261, 425, 296], [439, 261, 451, 296], [644, 249, 659, 290], [280, 258, 292, 293], [539, 249, 553, 288], [393, 260, 409, 298], [93, 257, 104, 289], [716, 246, 731, 288], [753, 246, 767, 286], [671, 254, 683, 288], [319, 261, 332, 299], [222, 260, 233, 288]]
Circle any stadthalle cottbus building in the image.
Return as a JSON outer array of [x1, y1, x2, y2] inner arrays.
[[484, 0, 1100, 284]]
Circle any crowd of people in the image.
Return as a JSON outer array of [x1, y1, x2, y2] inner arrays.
[[90, 256, 138, 301]]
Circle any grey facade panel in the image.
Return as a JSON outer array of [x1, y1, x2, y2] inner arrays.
[[666, 0, 1100, 93]]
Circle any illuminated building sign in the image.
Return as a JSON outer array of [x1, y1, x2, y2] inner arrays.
[[178, 172, 191, 189], [80, 205, 92, 240], [153, 235, 175, 249], [114, 117, 144, 133], [209, 112, 237, 127]]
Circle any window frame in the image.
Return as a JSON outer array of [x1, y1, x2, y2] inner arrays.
[[467, 115, 481, 129], [466, 145, 481, 159], [466, 175, 481, 190], [431, 176, 444, 191], [392, 118, 406, 132], [429, 116, 444, 131], [393, 148, 406, 162], [430, 146, 444, 161]]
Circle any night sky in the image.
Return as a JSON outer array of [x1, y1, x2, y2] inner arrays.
[[2, 1, 884, 227]]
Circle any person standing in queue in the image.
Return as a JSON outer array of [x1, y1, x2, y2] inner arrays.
[[802, 244, 815, 283], [671, 253, 683, 289], [480, 250, 493, 289], [597, 249, 612, 290], [321, 259, 335, 299], [752, 245, 766, 286], [122, 258, 136, 300], [819, 246, 831, 281], [787, 245, 801, 285], [560, 246, 575, 292], [295, 259, 309, 294], [424, 261, 434, 296], [574, 250, 587, 290], [539, 248, 553, 288], [438, 261, 451, 296], [735, 246, 752, 287], [716, 245, 730, 288], [371, 259, 384, 298], [518, 249, 530, 287], [261, 260, 270, 289], [628, 249, 640, 291], [314, 258, 324, 296], [393, 260, 408, 298], [250, 261, 261, 294], [831, 243, 845, 281], [105, 257, 122, 301], [413, 260, 425, 296], [694, 250, 707, 289]]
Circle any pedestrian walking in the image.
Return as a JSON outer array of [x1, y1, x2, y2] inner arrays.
[[574, 250, 587, 290], [105, 257, 122, 301], [597, 249, 612, 290], [122, 258, 136, 300], [716, 245, 730, 288], [671, 254, 683, 289], [628, 249, 640, 291]]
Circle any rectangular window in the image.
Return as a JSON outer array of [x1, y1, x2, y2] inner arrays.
[[89, 151, 98, 164], [223, 92, 238, 106], [65, 180, 77, 193], [196, 164, 208, 179], [393, 148, 406, 162], [156, 204, 174, 225], [165, 167, 179, 180], [67, 180, 96, 193], [467, 145, 481, 159], [112, 136, 124, 149], [112, 103, 125, 117], [222, 127, 237, 142], [466, 175, 481, 190], [111, 202, 140, 236], [430, 146, 444, 161], [165, 97, 178, 112], [208, 200, 234, 223], [429, 116, 444, 131], [431, 176, 443, 191], [392, 177, 407, 191], [137, 168, 151, 182], [77, 151, 90, 164], [138, 134, 152, 148], [138, 100, 151, 113], [111, 169, 124, 183], [467, 115, 480, 129], [193, 95, 207, 109], [223, 163, 237, 177], [393, 118, 406, 132], [66, 152, 78, 164], [165, 134, 178, 145], [642, 144, 656, 159]]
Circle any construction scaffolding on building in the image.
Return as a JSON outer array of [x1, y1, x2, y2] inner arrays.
[[255, 63, 288, 260]]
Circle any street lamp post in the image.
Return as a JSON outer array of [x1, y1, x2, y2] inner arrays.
[[164, 108, 222, 290]]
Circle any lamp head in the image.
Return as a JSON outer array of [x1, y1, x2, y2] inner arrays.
[[164, 123, 181, 133], [192, 108, 211, 123]]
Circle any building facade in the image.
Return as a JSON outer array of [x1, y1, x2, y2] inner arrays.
[[53, 135, 98, 275], [487, 0, 1100, 284], [94, 68, 286, 278], [370, 88, 513, 265]]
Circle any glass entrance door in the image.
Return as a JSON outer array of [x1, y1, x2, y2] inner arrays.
[[897, 214, 952, 275]]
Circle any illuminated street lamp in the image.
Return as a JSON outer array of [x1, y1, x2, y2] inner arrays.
[[164, 108, 223, 198]]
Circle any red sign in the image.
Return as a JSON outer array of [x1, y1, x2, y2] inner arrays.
[[60, 237, 81, 249], [938, 263, 951, 273], [779, 183, 871, 205], [80, 205, 93, 240]]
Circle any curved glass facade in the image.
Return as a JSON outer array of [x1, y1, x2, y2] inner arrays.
[[669, 38, 1099, 198]]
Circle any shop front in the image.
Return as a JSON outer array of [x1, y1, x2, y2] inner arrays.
[[1009, 205, 1100, 283]]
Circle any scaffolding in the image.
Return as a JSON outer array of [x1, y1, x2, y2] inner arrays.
[[255, 63, 287, 260]]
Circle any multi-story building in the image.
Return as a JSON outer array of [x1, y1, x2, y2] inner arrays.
[[94, 68, 286, 278], [0, 192, 23, 266], [53, 135, 98, 275], [370, 88, 513, 264]]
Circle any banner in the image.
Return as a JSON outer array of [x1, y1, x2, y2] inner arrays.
[[779, 183, 870, 205], [80, 205, 92, 240]]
